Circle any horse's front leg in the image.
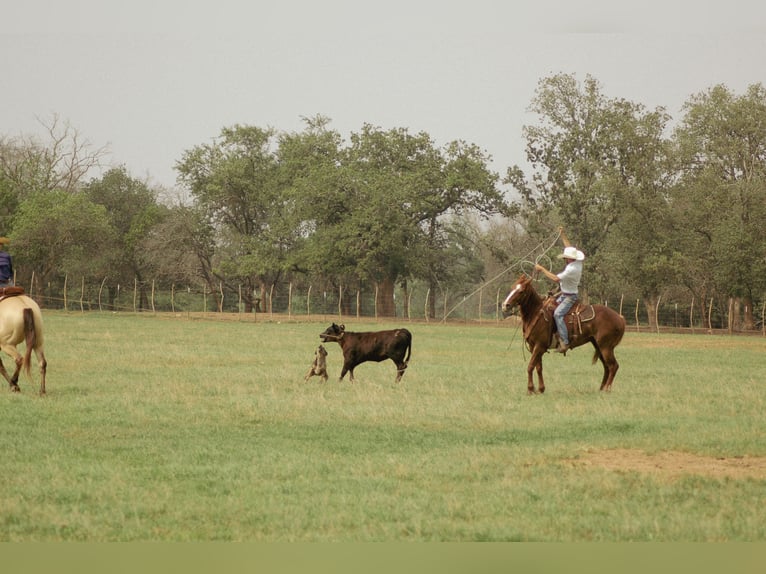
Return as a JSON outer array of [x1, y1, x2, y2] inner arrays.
[[526, 348, 546, 395]]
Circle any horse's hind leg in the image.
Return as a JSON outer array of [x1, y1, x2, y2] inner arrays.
[[0, 346, 22, 392], [35, 348, 47, 396], [595, 345, 619, 392], [0, 356, 13, 390]]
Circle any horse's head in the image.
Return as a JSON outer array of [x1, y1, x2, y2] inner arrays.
[[501, 274, 533, 316]]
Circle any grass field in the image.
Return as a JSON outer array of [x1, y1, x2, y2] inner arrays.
[[1, 311, 764, 541]]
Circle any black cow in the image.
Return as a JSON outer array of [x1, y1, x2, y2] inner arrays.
[[319, 323, 412, 383]]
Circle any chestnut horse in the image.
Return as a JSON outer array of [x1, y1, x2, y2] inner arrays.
[[501, 274, 624, 394], [0, 288, 47, 395]]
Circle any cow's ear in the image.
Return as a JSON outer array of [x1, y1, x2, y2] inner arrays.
[[339, 324, 345, 331]]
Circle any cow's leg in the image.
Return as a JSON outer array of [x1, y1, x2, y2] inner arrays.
[[340, 363, 357, 383], [394, 359, 407, 382]]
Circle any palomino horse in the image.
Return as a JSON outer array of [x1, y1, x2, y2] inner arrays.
[[501, 274, 625, 394], [0, 288, 47, 395]]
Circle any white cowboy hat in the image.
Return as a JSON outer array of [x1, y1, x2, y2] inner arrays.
[[559, 246, 585, 261]]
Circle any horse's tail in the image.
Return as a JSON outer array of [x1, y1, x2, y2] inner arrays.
[[23, 307, 36, 378]]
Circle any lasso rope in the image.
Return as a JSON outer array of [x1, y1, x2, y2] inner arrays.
[[441, 228, 562, 322]]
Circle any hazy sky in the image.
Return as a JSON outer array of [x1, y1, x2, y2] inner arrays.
[[3, 2, 765, 191]]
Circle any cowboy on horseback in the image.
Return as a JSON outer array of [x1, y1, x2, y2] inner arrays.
[[534, 229, 585, 354], [0, 237, 14, 288]]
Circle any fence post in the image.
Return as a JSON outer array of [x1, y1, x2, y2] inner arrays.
[[288, 282, 293, 319], [63, 274, 68, 312], [424, 288, 430, 323], [655, 295, 661, 334], [728, 297, 734, 334], [690, 296, 694, 334], [98, 278, 106, 312], [307, 285, 312, 318], [635, 299, 640, 332], [80, 276, 85, 313]]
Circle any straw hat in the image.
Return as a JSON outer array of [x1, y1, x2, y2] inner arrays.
[[559, 246, 585, 261], [0, 237, 10, 245]]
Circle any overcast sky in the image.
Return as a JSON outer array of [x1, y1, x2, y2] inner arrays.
[[3, 1, 765, 191]]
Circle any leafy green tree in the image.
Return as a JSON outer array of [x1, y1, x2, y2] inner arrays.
[[11, 191, 115, 303], [506, 73, 618, 256], [341, 124, 508, 317], [83, 167, 167, 308], [176, 125, 304, 311], [672, 83, 766, 328], [139, 203, 217, 296], [508, 73, 676, 320]]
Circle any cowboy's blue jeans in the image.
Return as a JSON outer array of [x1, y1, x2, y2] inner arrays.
[[554, 293, 577, 345]]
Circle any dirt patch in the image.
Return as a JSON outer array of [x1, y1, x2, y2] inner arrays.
[[567, 449, 766, 480]]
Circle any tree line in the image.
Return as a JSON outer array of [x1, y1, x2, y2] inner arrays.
[[2, 73, 765, 330]]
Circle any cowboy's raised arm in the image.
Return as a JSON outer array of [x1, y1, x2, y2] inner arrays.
[[558, 226, 572, 248], [534, 263, 560, 284]]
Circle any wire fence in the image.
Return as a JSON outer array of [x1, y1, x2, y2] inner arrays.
[[17, 274, 766, 336]]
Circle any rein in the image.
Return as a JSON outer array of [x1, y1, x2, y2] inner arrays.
[[323, 332, 345, 342]]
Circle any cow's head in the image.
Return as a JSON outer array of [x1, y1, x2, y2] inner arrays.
[[320, 323, 345, 342]]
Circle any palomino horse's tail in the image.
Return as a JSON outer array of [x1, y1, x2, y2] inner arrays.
[[23, 307, 36, 378]]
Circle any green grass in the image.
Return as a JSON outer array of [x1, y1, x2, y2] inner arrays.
[[1, 312, 764, 541]]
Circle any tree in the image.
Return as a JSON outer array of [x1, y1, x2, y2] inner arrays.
[[507, 73, 618, 257], [11, 191, 115, 302], [508, 73, 675, 321], [342, 124, 508, 317], [176, 125, 303, 312], [1, 115, 108, 239], [82, 167, 167, 308], [672, 83, 766, 328], [139, 203, 217, 294]]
